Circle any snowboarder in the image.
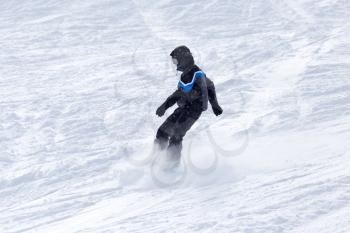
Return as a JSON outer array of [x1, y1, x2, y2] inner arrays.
[[154, 45, 223, 164]]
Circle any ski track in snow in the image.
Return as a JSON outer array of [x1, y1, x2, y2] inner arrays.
[[1, 0, 350, 232]]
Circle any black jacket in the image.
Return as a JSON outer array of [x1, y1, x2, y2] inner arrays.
[[161, 65, 223, 115]]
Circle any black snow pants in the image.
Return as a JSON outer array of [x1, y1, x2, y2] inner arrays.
[[155, 106, 202, 159]]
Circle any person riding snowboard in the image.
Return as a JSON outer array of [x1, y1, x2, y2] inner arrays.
[[155, 45, 223, 164]]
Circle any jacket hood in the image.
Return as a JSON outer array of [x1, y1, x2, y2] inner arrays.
[[170, 46, 194, 72]]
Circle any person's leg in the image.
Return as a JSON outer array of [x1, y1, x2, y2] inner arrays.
[[155, 108, 183, 150], [167, 109, 202, 159], [167, 135, 183, 161], [155, 129, 168, 150]]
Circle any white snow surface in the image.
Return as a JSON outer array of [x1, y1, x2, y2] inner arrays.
[[1, 0, 350, 232]]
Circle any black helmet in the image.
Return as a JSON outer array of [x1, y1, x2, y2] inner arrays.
[[170, 45, 194, 71]]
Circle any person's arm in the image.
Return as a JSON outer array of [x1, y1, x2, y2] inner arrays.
[[195, 73, 208, 111], [156, 90, 181, 116], [206, 78, 223, 116]]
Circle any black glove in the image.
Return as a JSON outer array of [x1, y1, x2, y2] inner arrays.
[[212, 105, 223, 116], [156, 105, 166, 117]]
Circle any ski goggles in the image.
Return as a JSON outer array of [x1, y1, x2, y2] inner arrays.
[[172, 57, 178, 65]]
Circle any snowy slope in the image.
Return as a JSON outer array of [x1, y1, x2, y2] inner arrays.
[[1, 0, 350, 232]]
